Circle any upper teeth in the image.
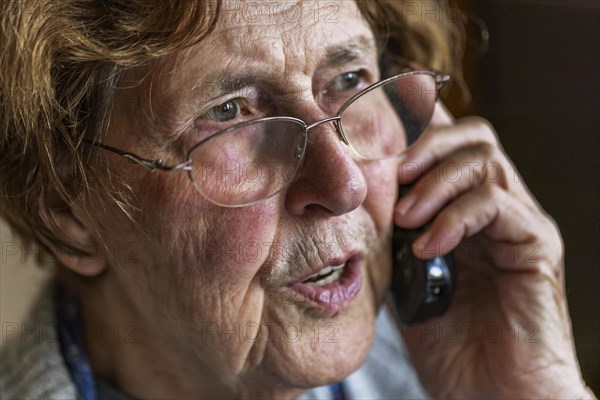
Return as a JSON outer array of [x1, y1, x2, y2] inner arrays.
[[317, 263, 344, 277], [318, 266, 332, 276], [303, 263, 346, 286]]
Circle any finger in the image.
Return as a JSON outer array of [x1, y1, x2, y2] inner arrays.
[[410, 183, 544, 267], [398, 116, 499, 184], [395, 143, 512, 228]]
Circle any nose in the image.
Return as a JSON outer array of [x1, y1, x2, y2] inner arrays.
[[284, 115, 368, 217]]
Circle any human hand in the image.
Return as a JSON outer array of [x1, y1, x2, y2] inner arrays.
[[393, 106, 595, 399]]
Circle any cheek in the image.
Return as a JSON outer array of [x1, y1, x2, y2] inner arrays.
[[358, 159, 396, 307], [101, 172, 283, 367], [195, 206, 281, 286], [361, 159, 397, 232], [133, 171, 282, 290]]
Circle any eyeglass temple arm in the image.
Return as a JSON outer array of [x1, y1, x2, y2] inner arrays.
[[435, 74, 451, 101], [82, 139, 191, 172], [381, 57, 450, 97], [436, 74, 451, 89], [380, 54, 450, 83]]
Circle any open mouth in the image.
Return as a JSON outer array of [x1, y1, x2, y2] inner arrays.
[[287, 254, 364, 313], [302, 263, 345, 286]]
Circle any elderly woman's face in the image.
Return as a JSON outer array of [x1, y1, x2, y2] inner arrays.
[[100, 0, 399, 392]]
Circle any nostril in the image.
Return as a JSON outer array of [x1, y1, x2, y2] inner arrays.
[[284, 156, 368, 217]]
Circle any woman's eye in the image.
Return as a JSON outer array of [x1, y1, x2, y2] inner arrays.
[[330, 71, 361, 91], [203, 100, 240, 122]]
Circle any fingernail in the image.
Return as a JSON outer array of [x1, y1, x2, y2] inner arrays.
[[395, 192, 418, 216]]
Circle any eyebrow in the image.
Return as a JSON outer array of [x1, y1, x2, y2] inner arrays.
[[188, 35, 378, 101], [200, 75, 262, 99], [323, 35, 377, 68]]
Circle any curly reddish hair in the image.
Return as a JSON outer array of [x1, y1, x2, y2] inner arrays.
[[0, 0, 464, 258]]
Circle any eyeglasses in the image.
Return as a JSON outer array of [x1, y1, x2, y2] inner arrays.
[[85, 70, 449, 207]]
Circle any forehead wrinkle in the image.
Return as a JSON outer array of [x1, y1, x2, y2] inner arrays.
[[158, 0, 374, 98], [123, 0, 377, 147], [177, 25, 290, 100], [277, 3, 376, 77]]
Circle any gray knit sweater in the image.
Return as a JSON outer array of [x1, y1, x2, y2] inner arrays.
[[1, 284, 428, 399]]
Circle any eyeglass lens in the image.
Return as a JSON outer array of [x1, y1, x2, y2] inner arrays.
[[188, 73, 438, 206], [188, 119, 306, 206]]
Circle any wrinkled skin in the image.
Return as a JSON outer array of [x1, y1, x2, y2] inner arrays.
[[394, 113, 591, 398], [50, 0, 592, 398]]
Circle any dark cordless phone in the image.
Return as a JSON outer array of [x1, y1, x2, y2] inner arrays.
[[390, 190, 455, 325], [379, 57, 455, 324]]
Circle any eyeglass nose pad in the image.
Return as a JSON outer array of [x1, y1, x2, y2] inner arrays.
[[332, 118, 349, 146], [293, 144, 303, 159]]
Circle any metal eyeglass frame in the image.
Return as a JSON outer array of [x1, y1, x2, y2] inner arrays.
[[84, 70, 450, 199]]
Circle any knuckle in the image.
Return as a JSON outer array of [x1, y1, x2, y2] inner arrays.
[[473, 145, 511, 187], [479, 181, 503, 199], [461, 116, 499, 146], [476, 142, 496, 160]]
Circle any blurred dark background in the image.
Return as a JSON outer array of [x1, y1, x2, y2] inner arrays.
[[447, 0, 599, 394]]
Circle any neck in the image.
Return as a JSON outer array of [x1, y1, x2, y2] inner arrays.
[[78, 276, 304, 399]]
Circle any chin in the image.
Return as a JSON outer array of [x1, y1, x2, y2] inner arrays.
[[260, 283, 378, 390]]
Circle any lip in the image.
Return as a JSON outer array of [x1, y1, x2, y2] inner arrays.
[[286, 253, 364, 313]]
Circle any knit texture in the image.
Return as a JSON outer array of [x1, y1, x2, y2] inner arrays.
[[1, 284, 78, 399]]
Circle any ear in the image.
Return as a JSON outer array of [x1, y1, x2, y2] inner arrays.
[[38, 194, 108, 277]]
